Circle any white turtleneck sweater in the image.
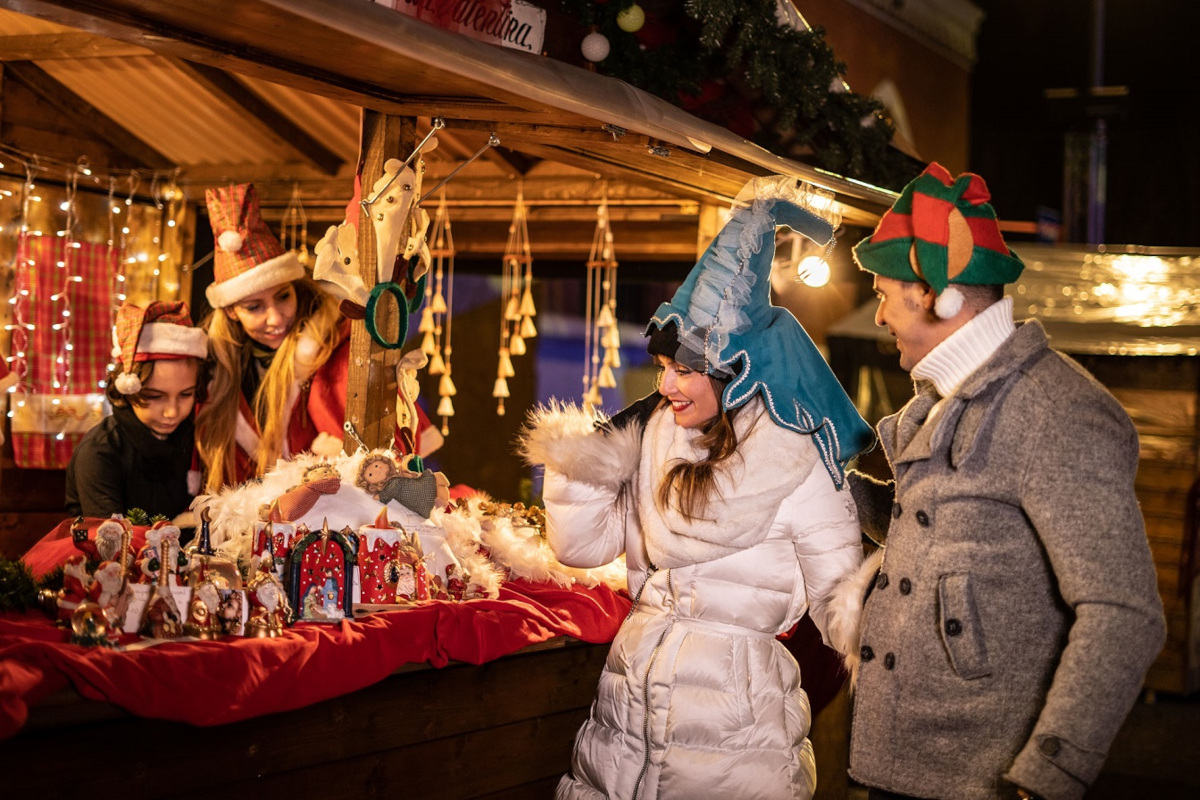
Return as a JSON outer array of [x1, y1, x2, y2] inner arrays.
[[911, 296, 1016, 425]]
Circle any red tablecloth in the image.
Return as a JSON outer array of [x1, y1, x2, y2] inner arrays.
[[0, 577, 629, 740]]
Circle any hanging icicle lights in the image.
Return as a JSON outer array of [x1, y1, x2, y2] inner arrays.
[[0, 144, 184, 393], [419, 190, 457, 436], [493, 181, 537, 416], [583, 187, 620, 410]]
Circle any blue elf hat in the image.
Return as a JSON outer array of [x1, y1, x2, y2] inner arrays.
[[646, 176, 874, 486]]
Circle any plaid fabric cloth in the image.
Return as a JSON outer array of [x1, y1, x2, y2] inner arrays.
[[11, 234, 117, 469]]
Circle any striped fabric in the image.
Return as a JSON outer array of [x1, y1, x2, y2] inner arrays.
[[11, 234, 117, 469]]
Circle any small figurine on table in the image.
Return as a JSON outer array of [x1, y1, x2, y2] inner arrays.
[[184, 579, 223, 640], [275, 460, 343, 521], [356, 453, 446, 520], [141, 565, 184, 640], [246, 556, 291, 637], [218, 589, 245, 636], [135, 524, 187, 585], [56, 554, 92, 623]]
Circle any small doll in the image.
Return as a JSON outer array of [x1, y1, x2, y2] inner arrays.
[[356, 453, 444, 519], [275, 460, 343, 521]]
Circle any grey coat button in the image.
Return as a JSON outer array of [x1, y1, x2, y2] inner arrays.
[[884, 653, 895, 670], [945, 618, 962, 636], [916, 510, 930, 526], [899, 577, 912, 595], [892, 502, 902, 518], [876, 572, 889, 590], [1039, 736, 1061, 756], [860, 645, 875, 662]]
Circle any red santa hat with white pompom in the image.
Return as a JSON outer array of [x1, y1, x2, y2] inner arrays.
[[204, 183, 305, 309], [112, 300, 208, 395]]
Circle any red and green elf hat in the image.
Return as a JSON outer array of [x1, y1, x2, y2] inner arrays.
[[853, 162, 1024, 318]]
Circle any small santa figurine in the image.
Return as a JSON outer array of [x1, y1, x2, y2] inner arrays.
[[246, 556, 291, 637], [57, 554, 93, 623]]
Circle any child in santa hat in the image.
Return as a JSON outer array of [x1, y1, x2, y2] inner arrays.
[[196, 183, 439, 493], [65, 301, 207, 522]]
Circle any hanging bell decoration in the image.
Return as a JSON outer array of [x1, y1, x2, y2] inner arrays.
[[582, 188, 621, 408], [495, 183, 534, 416], [428, 349, 446, 375]]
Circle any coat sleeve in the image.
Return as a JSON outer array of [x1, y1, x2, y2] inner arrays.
[[518, 403, 643, 570], [1005, 379, 1166, 798], [785, 464, 865, 655], [542, 468, 629, 568]]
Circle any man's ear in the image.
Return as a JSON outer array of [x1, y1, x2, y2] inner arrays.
[[918, 282, 937, 311]]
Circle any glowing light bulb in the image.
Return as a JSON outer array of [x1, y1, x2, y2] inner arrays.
[[796, 256, 831, 288]]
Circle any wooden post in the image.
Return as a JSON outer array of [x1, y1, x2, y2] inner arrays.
[[344, 111, 416, 452]]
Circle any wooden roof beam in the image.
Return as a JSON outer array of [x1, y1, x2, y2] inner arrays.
[[169, 58, 343, 176], [4, 60, 172, 169], [0, 32, 150, 60]]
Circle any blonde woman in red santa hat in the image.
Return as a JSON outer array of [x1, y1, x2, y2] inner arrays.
[[196, 183, 348, 493], [65, 301, 207, 521]]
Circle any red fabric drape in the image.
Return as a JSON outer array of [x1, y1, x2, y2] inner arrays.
[[0, 578, 629, 740]]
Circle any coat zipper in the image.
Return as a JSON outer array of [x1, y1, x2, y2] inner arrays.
[[631, 567, 672, 800]]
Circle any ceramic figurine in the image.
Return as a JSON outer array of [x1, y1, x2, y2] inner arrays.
[[246, 556, 291, 637]]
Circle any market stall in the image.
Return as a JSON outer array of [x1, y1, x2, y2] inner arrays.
[[0, 3, 895, 796]]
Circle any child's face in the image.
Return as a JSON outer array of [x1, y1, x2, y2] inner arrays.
[[132, 359, 200, 438], [224, 281, 298, 350]]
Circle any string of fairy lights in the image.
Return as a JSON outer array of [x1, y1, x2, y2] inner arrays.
[[0, 145, 185, 439]]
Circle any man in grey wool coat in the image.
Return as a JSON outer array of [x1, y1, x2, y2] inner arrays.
[[841, 163, 1165, 800]]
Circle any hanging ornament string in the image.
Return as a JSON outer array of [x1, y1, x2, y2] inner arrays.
[[421, 189, 457, 436], [493, 180, 535, 416], [8, 163, 38, 408], [282, 182, 310, 267], [583, 185, 620, 410]]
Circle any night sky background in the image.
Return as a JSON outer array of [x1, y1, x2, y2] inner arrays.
[[969, 0, 1199, 247]]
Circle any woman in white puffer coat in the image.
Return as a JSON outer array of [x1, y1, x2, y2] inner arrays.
[[519, 176, 876, 800]]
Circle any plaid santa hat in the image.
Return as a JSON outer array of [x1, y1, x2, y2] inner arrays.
[[112, 301, 208, 395], [853, 162, 1024, 318], [205, 184, 304, 309]]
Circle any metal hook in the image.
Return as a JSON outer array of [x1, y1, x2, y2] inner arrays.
[[343, 420, 369, 451], [360, 118, 446, 208], [420, 133, 499, 204]]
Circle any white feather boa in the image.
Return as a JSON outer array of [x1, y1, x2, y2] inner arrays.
[[193, 449, 626, 598]]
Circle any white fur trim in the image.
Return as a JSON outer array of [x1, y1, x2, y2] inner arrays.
[[517, 401, 642, 489], [205, 251, 305, 309], [218, 230, 245, 253], [114, 371, 143, 395], [826, 547, 885, 688], [935, 285, 965, 319], [138, 322, 208, 359]]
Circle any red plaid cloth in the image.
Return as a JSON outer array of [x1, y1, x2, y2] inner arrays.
[[11, 234, 117, 469]]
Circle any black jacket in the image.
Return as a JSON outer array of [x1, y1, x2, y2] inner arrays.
[[64, 405, 196, 520]]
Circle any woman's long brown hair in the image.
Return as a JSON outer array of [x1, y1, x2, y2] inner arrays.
[[655, 375, 743, 522], [196, 276, 341, 492]]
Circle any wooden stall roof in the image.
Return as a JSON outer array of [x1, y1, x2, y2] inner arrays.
[[0, 0, 896, 264]]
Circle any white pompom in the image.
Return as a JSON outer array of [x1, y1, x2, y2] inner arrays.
[[935, 286, 965, 319], [114, 371, 143, 395], [581, 32, 610, 63], [218, 230, 245, 253]]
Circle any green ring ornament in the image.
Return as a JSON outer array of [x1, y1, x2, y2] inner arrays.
[[365, 281, 409, 349]]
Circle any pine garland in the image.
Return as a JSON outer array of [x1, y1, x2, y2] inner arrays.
[[560, 0, 916, 189], [0, 558, 42, 612]]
